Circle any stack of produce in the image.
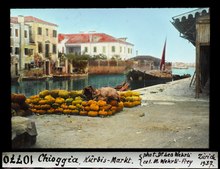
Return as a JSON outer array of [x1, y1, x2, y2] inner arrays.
[[11, 93, 32, 116], [118, 90, 142, 108], [26, 89, 124, 117]]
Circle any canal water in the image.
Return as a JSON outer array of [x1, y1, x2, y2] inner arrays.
[[11, 74, 127, 98], [172, 67, 195, 76], [11, 67, 195, 98]]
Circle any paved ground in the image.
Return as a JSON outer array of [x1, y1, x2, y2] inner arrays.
[[29, 78, 209, 148]]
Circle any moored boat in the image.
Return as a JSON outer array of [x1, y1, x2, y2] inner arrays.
[[11, 76, 20, 83], [127, 69, 173, 89], [126, 38, 173, 89], [21, 76, 50, 81]]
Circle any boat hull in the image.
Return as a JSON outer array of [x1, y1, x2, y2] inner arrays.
[[126, 69, 172, 89]]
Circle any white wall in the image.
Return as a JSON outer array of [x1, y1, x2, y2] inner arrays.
[[73, 42, 134, 60]]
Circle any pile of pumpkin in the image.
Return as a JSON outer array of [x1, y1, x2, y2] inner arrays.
[[118, 91, 142, 108], [25, 89, 142, 117]]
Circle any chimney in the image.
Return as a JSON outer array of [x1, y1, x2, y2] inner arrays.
[[118, 37, 127, 42], [18, 15, 24, 23]]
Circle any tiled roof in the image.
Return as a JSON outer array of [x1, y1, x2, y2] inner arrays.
[[58, 33, 133, 45], [10, 16, 58, 27]]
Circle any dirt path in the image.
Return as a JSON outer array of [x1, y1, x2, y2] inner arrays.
[[29, 78, 209, 148]]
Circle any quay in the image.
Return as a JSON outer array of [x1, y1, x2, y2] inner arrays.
[[29, 77, 209, 148]]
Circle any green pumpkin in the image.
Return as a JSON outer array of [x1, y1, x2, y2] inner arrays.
[[65, 98, 74, 105]]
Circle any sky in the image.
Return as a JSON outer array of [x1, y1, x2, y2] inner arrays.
[[10, 8, 198, 63]]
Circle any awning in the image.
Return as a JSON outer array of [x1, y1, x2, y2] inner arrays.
[[171, 8, 209, 46]]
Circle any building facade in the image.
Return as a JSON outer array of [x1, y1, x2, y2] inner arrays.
[[58, 33, 134, 60], [10, 15, 58, 70], [10, 16, 33, 70]]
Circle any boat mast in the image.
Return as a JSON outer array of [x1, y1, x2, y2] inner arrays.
[[160, 38, 167, 71]]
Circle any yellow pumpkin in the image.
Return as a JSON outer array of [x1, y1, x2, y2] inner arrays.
[[39, 90, 50, 98], [68, 105, 77, 110], [81, 101, 88, 106], [58, 90, 69, 99], [63, 109, 72, 114], [71, 109, 79, 114], [47, 108, 55, 114], [55, 97, 65, 104]]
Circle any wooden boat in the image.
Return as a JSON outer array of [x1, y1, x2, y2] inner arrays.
[[53, 74, 71, 80], [53, 73, 88, 80], [127, 69, 173, 89], [11, 76, 20, 83], [21, 76, 49, 81], [126, 39, 173, 89]]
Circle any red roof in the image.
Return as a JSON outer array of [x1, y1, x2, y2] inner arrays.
[[58, 33, 133, 45], [10, 16, 58, 27]]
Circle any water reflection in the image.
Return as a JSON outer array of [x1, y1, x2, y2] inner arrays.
[[11, 74, 126, 97]]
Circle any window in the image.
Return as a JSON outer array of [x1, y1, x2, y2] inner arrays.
[[15, 47, 19, 54], [130, 48, 132, 54], [112, 46, 115, 52], [29, 49, 33, 55], [120, 46, 122, 53], [124, 47, 126, 53], [38, 42, 43, 53], [93, 47, 97, 53], [38, 27, 42, 35], [24, 30, 28, 38], [53, 30, 57, 37], [15, 29, 18, 37], [102, 46, 106, 53], [85, 47, 88, 53], [46, 29, 49, 36], [10, 28, 12, 37], [128, 48, 130, 53], [53, 44, 56, 54], [24, 48, 29, 55], [10, 47, 13, 54]]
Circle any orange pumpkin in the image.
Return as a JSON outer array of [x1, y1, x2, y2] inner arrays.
[[99, 110, 108, 116], [88, 100, 96, 105], [97, 100, 107, 107], [84, 106, 90, 111], [103, 104, 111, 111], [79, 111, 88, 116], [107, 111, 113, 116], [88, 111, 98, 117], [90, 103, 99, 111], [109, 100, 118, 106]]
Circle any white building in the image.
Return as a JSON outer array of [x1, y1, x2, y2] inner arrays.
[[10, 16, 32, 70], [11, 15, 59, 71], [58, 32, 134, 60]]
